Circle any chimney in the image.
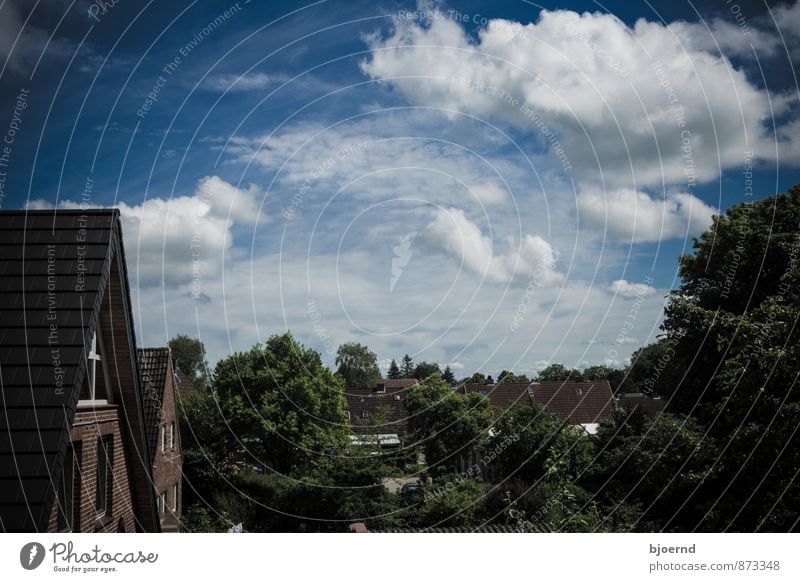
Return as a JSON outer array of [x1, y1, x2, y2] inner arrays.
[[485, 375, 494, 385]]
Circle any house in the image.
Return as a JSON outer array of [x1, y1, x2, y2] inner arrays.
[[137, 347, 183, 532], [344, 378, 419, 448], [616, 392, 666, 416], [0, 210, 159, 532], [456, 379, 615, 434]]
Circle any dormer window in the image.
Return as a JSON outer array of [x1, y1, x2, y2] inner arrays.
[[376, 383, 386, 393], [79, 328, 112, 404], [361, 410, 369, 419], [576, 387, 583, 396], [479, 390, 488, 397], [527, 384, 535, 396]]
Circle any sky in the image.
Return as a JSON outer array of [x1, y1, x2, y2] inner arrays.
[[1, 0, 799, 378]]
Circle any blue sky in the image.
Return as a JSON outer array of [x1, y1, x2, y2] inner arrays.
[[2, 0, 799, 376]]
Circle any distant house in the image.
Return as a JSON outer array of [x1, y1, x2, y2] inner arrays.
[[455, 379, 615, 434], [344, 378, 419, 448], [137, 347, 183, 532], [616, 392, 666, 416], [0, 210, 159, 532]]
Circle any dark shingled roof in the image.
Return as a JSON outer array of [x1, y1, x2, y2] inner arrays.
[[137, 347, 171, 460], [0, 210, 156, 532], [173, 366, 196, 398], [345, 390, 409, 436], [456, 380, 615, 425], [616, 393, 666, 416]]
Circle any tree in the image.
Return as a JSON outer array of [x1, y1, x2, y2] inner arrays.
[[335, 342, 381, 389], [655, 187, 800, 531], [536, 363, 583, 382], [387, 359, 401, 379], [442, 365, 456, 385], [617, 340, 675, 395], [498, 370, 530, 383], [412, 361, 441, 381], [463, 372, 486, 385], [404, 376, 493, 470], [169, 334, 209, 386], [586, 409, 719, 532], [400, 354, 414, 378], [213, 332, 350, 474]]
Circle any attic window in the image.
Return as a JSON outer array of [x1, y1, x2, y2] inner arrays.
[[361, 410, 369, 419], [527, 385, 534, 396], [576, 387, 583, 396], [479, 390, 488, 397], [79, 328, 112, 404], [376, 383, 386, 393], [346, 411, 351, 420]]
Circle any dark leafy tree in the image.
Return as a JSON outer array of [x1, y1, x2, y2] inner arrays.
[[387, 359, 401, 379], [441, 365, 456, 385], [400, 354, 415, 378], [413, 361, 441, 381], [536, 364, 583, 382], [335, 342, 381, 389], [169, 334, 210, 386], [498, 370, 530, 383]]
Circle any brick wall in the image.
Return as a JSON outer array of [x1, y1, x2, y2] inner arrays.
[[152, 355, 183, 529], [47, 405, 136, 533]]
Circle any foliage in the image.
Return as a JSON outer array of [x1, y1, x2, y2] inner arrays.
[[412, 361, 441, 380], [169, 334, 210, 386], [335, 342, 381, 389], [404, 376, 493, 470], [387, 358, 401, 379], [400, 354, 415, 378], [498, 370, 530, 383]]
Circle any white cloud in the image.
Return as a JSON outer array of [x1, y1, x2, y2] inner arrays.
[[28, 176, 265, 288], [426, 207, 562, 285], [360, 7, 799, 189], [448, 361, 465, 370], [609, 279, 657, 299], [470, 183, 507, 205], [577, 188, 716, 242], [200, 72, 287, 92]]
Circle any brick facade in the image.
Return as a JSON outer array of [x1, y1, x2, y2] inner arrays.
[[151, 355, 182, 530]]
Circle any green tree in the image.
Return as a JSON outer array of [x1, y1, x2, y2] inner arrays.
[[213, 332, 349, 474], [400, 354, 414, 378], [387, 359, 401, 379], [586, 409, 719, 531], [413, 361, 441, 381], [498, 370, 530, 383], [655, 186, 800, 531], [404, 376, 493, 470], [463, 372, 486, 384], [537, 364, 583, 382], [335, 342, 381, 390], [441, 365, 456, 385], [169, 334, 209, 386], [618, 339, 675, 395]]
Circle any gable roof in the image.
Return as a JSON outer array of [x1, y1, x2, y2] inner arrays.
[[137, 347, 171, 460], [344, 389, 409, 436], [0, 210, 158, 532], [456, 380, 615, 425], [378, 378, 419, 391]]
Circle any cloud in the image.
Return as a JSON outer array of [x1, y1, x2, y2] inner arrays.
[[426, 207, 562, 285], [448, 361, 465, 370], [200, 72, 288, 92], [609, 279, 657, 299], [28, 176, 265, 288], [470, 183, 507, 206], [360, 7, 799, 189], [577, 188, 716, 242]]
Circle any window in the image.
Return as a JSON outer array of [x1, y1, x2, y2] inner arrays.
[[479, 389, 488, 397], [57, 444, 75, 532], [171, 484, 177, 512], [79, 329, 111, 403], [345, 411, 351, 420], [527, 385, 535, 396], [376, 383, 386, 393], [361, 410, 369, 419], [161, 426, 165, 453], [158, 492, 165, 514], [96, 436, 112, 517], [169, 422, 175, 449], [576, 388, 583, 396]]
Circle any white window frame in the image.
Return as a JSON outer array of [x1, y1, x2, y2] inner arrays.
[[161, 425, 166, 454], [171, 484, 177, 512], [78, 328, 113, 406], [169, 422, 174, 449], [158, 492, 165, 514]]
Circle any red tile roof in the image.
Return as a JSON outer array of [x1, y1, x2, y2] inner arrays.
[[457, 380, 614, 425]]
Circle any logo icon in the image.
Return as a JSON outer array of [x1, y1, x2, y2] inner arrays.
[[20, 542, 45, 570], [390, 232, 416, 292]]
